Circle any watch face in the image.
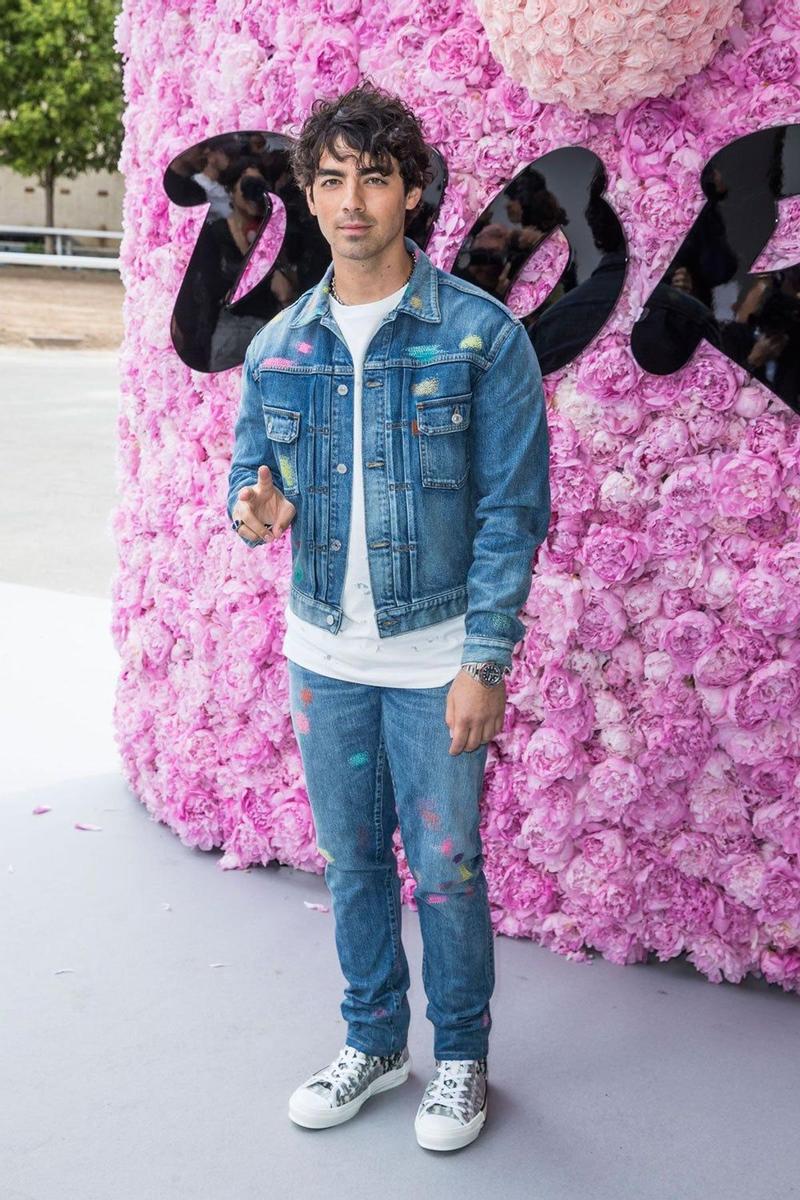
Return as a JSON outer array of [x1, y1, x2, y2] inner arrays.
[[479, 662, 503, 686]]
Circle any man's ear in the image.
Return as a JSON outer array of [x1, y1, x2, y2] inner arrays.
[[305, 183, 316, 216], [405, 183, 423, 213]]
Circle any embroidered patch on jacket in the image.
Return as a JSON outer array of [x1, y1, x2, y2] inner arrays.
[[260, 356, 294, 369], [459, 333, 483, 351], [278, 454, 296, 488], [296, 341, 313, 354], [411, 377, 438, 397], [405, 344, 441, 363], [317, 846, 335, 863], [409, 295, 423, 309]]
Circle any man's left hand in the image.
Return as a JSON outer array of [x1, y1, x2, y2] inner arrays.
[[445, 669, 506, 755]]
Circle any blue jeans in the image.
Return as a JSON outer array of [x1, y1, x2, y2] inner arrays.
[[287, 659, 495, 1061]]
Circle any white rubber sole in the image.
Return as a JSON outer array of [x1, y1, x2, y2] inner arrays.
[[415, 1097, 488, 1151], [288, 1053, 412, 1129]]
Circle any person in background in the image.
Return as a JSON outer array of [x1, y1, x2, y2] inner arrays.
[[192, 138, 236, 221]]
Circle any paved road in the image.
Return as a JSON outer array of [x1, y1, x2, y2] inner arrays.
[[0, 347, 121, 597]]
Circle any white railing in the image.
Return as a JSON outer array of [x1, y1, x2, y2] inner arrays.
[[0, 225, 122, 270]]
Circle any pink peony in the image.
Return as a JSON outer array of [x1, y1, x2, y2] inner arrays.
[[712, 451, 782, 519], [579, 523, 650, 587]]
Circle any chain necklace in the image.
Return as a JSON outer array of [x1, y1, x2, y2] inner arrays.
[[330, 249, 416, 305]]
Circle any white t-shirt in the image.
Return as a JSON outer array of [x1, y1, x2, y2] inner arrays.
[[282, 283, 466, 687], [192, 172, 232, 220]]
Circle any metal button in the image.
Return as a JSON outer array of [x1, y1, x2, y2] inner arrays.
[[451, 411, 463, 424], [326, 614, 335, 625], [336, 462, 348, 473], [337, 383, 348, 395], [330, 539, 341, 550]]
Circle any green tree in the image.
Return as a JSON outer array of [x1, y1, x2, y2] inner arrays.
[[0, 0, 123, 244]]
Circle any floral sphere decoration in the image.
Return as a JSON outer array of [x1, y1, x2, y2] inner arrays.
[[474, 0, 744, 114]]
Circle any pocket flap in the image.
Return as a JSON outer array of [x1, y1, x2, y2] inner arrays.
[[263, 405, 301, 442], [415, 395, 471, 435]]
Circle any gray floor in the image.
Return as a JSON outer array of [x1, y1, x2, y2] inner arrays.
[[2, 349, 798, 1199], [0, 347, 121, 597]]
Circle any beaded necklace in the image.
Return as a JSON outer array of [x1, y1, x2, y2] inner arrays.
[[330, 249, 416, 304]]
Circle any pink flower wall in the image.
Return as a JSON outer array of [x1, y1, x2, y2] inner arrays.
[[112, 0, 800, 992]]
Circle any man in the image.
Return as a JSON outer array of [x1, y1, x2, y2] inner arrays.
[[227, 81, 550, 1152]]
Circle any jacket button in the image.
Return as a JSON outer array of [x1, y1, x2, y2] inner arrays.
[[337, 383, 348, 395], [336, 462, 348, 473], [330, 539, 341, 550], [326, 614, 335, 625], [451, 411, 463, 423]]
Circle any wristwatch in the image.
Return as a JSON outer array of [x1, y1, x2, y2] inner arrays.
[[461, 661, 511, 688]]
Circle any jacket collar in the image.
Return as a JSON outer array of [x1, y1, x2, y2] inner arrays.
[[288, 235, 441, 328]]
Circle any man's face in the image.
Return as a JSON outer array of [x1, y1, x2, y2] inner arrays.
[[305, 137, 422, 262], [206, 147, 229, 172]]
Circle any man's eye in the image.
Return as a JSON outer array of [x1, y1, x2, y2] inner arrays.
[[366, 176, 387, 184]]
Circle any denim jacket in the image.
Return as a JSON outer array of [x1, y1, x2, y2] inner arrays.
[[227, 235, 551, 669]]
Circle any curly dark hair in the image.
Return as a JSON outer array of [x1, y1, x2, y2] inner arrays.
[[289, 80, 431, 197]]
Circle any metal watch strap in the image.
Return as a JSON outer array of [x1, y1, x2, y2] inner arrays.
[[461, 660, 511, 687]]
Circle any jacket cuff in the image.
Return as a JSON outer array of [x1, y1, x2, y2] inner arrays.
[[460, 637, 515, 670]]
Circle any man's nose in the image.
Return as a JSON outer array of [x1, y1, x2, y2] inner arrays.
[[341, 181, 366, 210]]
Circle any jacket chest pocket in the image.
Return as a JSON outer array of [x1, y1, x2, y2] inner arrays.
[[263, 404, 301, 497], [415, 395, 471, 489]]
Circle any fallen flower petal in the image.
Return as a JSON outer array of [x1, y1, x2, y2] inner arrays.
[[74, 822, 102, 831], [303, 901, 330, 912], [32, 806, 51, 815]]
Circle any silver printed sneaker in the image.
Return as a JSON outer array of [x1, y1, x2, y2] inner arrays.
[[288, 1044, 412, 1129], [414, 1057, 488, 1151]]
